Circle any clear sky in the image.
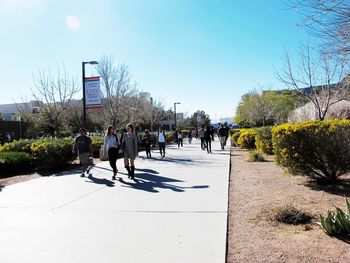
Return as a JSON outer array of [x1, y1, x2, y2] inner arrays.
[[0, 0, 308, 122]]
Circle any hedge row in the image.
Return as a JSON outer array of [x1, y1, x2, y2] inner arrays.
[[230, 120, 350, 181]]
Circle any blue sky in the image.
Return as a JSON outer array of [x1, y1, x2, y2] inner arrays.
[[0, 0, 307, 122]]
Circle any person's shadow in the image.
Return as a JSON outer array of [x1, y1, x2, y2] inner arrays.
[[118, 169, 209, 193], [85, 174, 115, 187]]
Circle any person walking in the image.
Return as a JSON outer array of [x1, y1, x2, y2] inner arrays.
[[104, 125, 120, 180], [122, 123, 138, 179], [204, 125, 212, 153], [158, 127, 166, 159], [218, 124, 227, 150], [198, 125, 206, 150], [177, 130, 184, 147], [142, 129, 152, 158], [73, 128, 93, 177], [188, 129, 193, 144]]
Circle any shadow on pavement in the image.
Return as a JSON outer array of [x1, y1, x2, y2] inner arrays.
[[86, 174, 115, 187], [119, 172, 209, 193], [135, 168, 159, 174]]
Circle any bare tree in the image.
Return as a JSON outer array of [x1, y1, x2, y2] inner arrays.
[[17, 66, 79, 136], [137, 99, 166, 131], [97, 55, 138, 128], [288, 0, 350, 56], [277, 43, 349, 120]]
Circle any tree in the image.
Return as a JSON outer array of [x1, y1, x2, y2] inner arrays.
[[235, 90, 299, 126], [137, 99, 166, 131], [276, 43, 349, 120], [17, 66, 80, 136], [187, 110, 211, 128], [289, 0, 350, 56], [96, 55, 138, 128]]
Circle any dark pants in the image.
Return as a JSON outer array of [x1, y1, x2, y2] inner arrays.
[[205, 139, 211, 153], [108, 147, 119, 173], [178, 138, 183, 147], [200, 138, 205, 150], [159, 142, 166, 157], [145, 143, 151, 158]]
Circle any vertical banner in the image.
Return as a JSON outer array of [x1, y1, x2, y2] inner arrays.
[[84, 76, 101, 109]]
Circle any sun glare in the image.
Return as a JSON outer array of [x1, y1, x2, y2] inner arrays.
[[65, 15, 81, 31]]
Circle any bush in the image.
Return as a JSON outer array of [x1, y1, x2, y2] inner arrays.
[[30, 138, 73, 170], [319, 199, 350, 236], [247, 150, 265, 162], [274, 205, 313, 225], [229, 128, 240, 137], [230, 130, 241, 147], [0, 151, 33, 174], [255, 127, 273, 155], [90, 136, 104, 157], [0, 139, 35, 154], [237, 129, 256, 149], [166, 131, 174, 144], [272, 120, 350, 182]]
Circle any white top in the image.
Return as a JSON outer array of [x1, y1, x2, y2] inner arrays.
[[178, 133, 183, 139], [104, 134, 120, 150], [158, 132, 166, 143]]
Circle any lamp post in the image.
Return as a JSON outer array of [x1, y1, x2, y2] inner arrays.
[[174, 102, 181, 129], [82, 60, 99, 128]]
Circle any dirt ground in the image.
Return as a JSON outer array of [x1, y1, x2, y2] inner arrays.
[[0, 158, 102, 188], [227, 147, 350, 263]]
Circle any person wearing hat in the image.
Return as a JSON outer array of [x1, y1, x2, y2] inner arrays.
[[73, 128, 93, 177]]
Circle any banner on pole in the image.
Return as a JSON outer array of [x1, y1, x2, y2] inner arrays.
[[84, 76, 101, 109]]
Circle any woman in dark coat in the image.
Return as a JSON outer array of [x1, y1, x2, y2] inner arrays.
[[122, 123, 138, 179]]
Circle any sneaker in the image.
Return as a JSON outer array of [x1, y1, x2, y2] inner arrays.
[[112, 175, 116, 180], [80, 173, 85, 177]]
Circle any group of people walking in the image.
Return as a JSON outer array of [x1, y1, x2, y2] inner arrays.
[[73, 123, 229, 181]]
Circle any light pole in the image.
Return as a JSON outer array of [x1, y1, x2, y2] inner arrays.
[[82, 60, 99, 128], [174, 102, 181, 129]]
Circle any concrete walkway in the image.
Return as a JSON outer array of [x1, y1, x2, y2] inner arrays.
[[0, 139, 230, 263]]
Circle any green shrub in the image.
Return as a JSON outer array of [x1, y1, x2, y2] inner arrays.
[[274, 205, 313, 225], [90, 136, 104, 157], [230, 130, 241, 147], [237, 129, 256, 149], [255, 127, 273, 155], [272, 120, 350, 182], [319, 199, 350, 236], [30, 138, 73, 170], [247, 150, 265, 162], [166, 131, 174, 144], [229, 128, 240, 137], [0, 151, 33, 174], [0, 139, 35, 154]]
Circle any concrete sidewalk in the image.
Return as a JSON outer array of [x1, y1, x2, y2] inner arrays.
[[0, 139, 230, 263]]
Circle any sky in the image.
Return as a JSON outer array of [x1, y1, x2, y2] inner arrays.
[[0, 0, 308, 122]]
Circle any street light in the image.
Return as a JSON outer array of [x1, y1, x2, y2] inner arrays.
[[82, 60, 99, 128], [174, 102, 181, 129]]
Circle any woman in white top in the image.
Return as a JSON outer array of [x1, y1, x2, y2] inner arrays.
[[104, 125, 120, 180]]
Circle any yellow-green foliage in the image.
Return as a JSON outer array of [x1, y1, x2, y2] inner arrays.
[[237, 129, 257, 149], [0, 151, 33, 174], [230, 130, 241, 147], [180, 130, 189, 137], [30, 138, 73, 170], [255, 127, 273, 155], [247, 150, 265, 162], [272, 119, 350, 181], [90, 136, 104, 157], [0, 139, 35, 153]]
